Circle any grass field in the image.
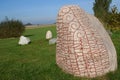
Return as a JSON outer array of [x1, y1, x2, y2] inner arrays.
[[0, 25, 120, 80]]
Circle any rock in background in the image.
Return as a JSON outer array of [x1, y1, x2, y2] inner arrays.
[[56, 5, 117, 78], [49, 38, 57, 45], [18, 36, 30, 45], [46, 30, 52, 40]]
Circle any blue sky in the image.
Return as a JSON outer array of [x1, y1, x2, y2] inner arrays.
[[0, 0, 120, 24]]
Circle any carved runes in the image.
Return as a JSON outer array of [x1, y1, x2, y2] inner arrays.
[[56, 5, 117, 78]]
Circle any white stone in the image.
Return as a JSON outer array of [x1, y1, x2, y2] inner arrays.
[[49, 38, 57, 45], [18, 36, 30, 45], [46, 30, 52, 39]]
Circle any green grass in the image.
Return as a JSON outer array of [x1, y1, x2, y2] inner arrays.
[[0, 25, 120, 80]]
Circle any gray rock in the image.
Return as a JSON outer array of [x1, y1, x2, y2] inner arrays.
[[49, 38, 57, 45]]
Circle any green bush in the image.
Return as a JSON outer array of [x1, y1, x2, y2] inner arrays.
[[0, 18, 25, 38]]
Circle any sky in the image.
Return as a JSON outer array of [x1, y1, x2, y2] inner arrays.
[[0, 0, 120, 24]]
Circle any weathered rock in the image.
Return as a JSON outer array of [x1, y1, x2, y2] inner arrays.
[[18, 36, 30, 45], [49, 38, 57, 45], [46, 30, 52, 40], [56, 5, 117, 78]]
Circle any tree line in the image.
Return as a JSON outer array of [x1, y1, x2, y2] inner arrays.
[[93, 0, 120, 30]]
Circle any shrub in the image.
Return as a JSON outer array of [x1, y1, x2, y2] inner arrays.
[[0, 18, 25, 38]]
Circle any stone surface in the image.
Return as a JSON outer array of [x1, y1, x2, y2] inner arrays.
[[56, 5, 117, 78], [49, 38, 57, 45], [18, 36, 30, 45], [46, 30, 52, 39]]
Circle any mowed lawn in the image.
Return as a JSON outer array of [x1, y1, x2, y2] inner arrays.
[[0, 25, 120, 80]]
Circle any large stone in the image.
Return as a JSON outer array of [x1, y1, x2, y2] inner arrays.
[[56, 5, 117, 78], [18, 36, 30, 45], [46, 30, 52, 40]]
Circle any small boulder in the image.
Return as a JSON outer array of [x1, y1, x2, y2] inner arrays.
[[18, 36, 30, 45], [49, 38, 57, 45], [46, 30, 52, 40]]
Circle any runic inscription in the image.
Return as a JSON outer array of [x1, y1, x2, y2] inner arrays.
[[56, 5, 117, 78]]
